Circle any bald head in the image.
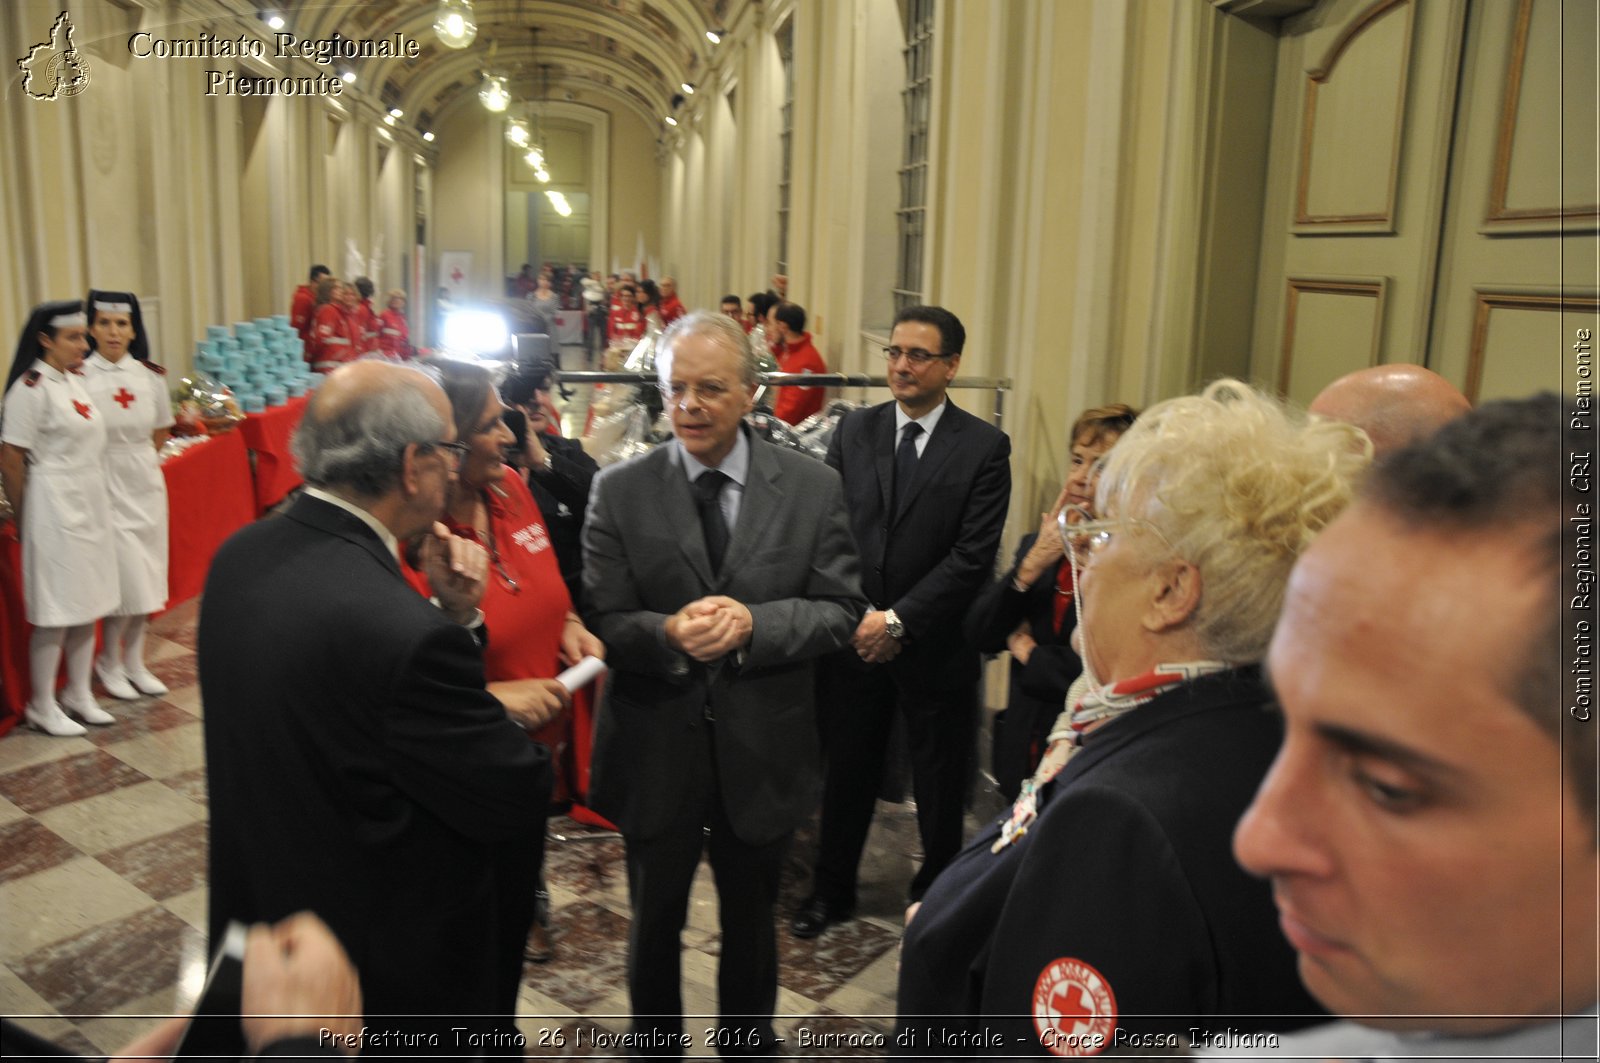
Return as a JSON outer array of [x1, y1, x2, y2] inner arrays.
[[293, 362, 452, 500], [1310, 365, 1471, 456]]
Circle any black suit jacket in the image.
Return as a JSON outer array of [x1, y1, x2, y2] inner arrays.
[[199, 494, 551, 1026], [826, 399, 1011, 686], [581, 432, 867, 845]]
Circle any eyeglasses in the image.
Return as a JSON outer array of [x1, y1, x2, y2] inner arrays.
[[880, 345, 952, 366], [659, 380, 735, 404], [1057, 504, 1180, 565], [423, 440, 472, 467]]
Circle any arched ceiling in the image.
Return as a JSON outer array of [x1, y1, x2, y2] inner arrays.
[[272, 0, 738, 132]]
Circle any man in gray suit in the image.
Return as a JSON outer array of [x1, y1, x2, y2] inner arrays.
[[582, 311, 867, 1056]]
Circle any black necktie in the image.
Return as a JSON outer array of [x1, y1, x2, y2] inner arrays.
[[894, 423, 924, 518], [692, 470, 731, 574]]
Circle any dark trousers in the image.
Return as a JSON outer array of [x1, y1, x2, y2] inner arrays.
[[811, 651, 979, 908], [624, 719, 789, 1057]]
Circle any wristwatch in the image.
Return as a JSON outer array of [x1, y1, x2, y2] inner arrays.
[[883, 608, 905, 640]]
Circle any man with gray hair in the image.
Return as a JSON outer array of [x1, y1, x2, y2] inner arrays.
[[200, 361, 552, 1049], [583, 310, 866, 1055]]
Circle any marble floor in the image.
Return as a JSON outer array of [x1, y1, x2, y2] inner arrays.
[[1, 597, 1002, 1059]]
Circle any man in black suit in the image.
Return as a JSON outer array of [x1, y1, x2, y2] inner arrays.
[[582, 311, 866, 1055], [200, 362, 553, 1048], [793, 304, 1012, 939]]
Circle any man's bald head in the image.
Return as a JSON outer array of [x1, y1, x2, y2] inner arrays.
[[292, 362, 453, 499], [1310, 364, 1471, 456]]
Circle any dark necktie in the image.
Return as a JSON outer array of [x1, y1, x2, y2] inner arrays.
[[894, 423, 924, 518], [692, 470, 731, 574]]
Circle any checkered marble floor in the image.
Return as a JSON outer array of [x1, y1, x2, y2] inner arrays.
[[0, 598, 973, 1058]]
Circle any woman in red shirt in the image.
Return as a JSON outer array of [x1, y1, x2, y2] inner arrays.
[[407, 357, 604, 966], [308, 279, 357, 372], [378, 289, 412, 359], [606, 283, 643, 347]]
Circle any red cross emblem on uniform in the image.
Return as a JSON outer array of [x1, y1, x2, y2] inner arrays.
[[113, 387, 135, 408], [72, 400, 92, 420], [1031, 957, 1117, 1056]]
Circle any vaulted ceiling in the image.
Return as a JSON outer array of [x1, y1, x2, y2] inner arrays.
[[273, 0, 737, 132]]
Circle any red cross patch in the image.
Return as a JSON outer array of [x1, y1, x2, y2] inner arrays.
[[72, 400, 92, 420], [1032, 957, 1116, 1056], [113, 387, 135, 408]]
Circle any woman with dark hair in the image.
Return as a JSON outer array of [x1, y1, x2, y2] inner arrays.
[[81, 289, 174, 700], [0, 301, 120, 735], [966, 403, 1138, 798], [636, 279, 664, 334], [501, 360, 598, 610], [408, 356, 604, 964]]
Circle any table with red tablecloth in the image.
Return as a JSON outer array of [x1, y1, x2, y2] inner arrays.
[[236, 394, 309, 514], [0, 429, 255, 736]]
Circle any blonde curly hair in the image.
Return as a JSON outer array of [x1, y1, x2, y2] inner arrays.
[[1095, 378, 1371, 662]]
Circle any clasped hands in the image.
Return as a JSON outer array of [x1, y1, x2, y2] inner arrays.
[[853, 610, 902, 664], [666, 596, 754, 662]]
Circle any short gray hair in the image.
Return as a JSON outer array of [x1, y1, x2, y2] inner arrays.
[[291, 371, 447, 497], [1097, 378, 1370, 662], [658, 310, 760, 385]]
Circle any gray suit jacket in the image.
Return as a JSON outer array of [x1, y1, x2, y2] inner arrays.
[[581, 430, 867, 844]]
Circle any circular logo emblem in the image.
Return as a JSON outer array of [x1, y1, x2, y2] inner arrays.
[[1032, 957, 1117, 1057], [45, 51, 91, 98]]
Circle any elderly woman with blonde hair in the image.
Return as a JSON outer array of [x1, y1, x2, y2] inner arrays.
[[897, 379, 1368, 1053]]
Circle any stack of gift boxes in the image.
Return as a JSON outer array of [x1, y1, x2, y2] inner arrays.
[[193, 316, 316, 412]]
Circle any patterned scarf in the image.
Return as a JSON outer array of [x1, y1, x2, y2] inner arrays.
[[991, 661, 1230, 854]]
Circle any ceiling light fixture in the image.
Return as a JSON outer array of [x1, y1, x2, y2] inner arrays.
[[389, 107, 404, 118], [260, 11, 286, 31], [507, 119, 530, 147], [664, 115, 678, 127], [422, 131, 436, 142], [434, 0, 477, 50], [340, 69, 356, 84], [705, 29, 724, 44], [480, 74, 510, 112], [681, 82, 695, 95]]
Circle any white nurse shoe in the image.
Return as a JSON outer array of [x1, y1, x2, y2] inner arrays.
[[95, 657, 141, 700], [124, 667, 170, 697], [25, 701, 88, 737], [58, 690, 115, 726]]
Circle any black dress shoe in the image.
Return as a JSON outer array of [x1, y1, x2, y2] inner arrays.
[[789, 896, 851, 939]]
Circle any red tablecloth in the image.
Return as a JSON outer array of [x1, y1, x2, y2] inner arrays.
[[1, 430, 255, 736], [237, 394, 309, 514], [164, 428, 256, 605]]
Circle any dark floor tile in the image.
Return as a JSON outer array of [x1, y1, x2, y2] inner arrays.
[[775, 916, 901, 1001], [146, 655, 199, 693], [80, 699, 201, 748], [0, 749, 152, 814], [95, 820, 208, 901], [0, 818, 84, 884], [13, 905, 194, 1016], [161, 766, 208, 804], [520, 900, 632, 1014]]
